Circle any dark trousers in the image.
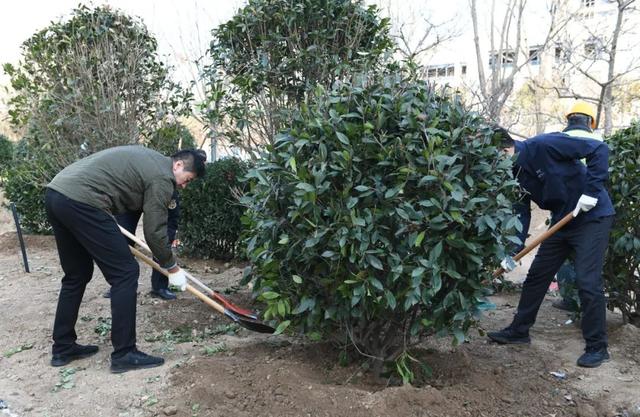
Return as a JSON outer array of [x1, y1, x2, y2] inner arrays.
[[509, 215, 613, 350], [115, 212, 169, 291], [45, 189, 139, 358]]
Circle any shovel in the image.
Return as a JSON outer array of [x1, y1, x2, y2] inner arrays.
[[118, 225, 259, 320], [128, 244, 275, 333], [493, 212, 574, 277]]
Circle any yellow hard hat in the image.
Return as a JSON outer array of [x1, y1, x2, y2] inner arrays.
[[566, 101, 596, 129]]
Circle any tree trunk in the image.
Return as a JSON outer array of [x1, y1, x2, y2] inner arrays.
[[602, 0, 628, 135]]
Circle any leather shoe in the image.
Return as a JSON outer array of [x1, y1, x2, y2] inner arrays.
[[51, 343, 99, 367], [150, 288, 177, 300], [577, 348, 610, 368], [111, 349, 164, 373], [487, 328, 531, 345]]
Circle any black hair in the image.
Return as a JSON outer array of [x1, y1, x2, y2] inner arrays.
[[172, 149, 206, 178], [493, 126, 515, 148], [566, 114, 592, 131]]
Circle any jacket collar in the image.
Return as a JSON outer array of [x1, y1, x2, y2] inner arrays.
[[563, 124, 592, 133]]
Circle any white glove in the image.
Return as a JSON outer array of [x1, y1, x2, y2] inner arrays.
[[500, 257, 517, 272], [572, 194, 598, 217], [168, 268, 187, 291]]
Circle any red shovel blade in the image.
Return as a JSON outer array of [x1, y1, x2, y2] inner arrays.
[[209, 291, 259, 320]]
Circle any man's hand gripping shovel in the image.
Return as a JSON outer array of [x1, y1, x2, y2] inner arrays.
[[493, 212, 574, 277], [119, 225, 275, 334]]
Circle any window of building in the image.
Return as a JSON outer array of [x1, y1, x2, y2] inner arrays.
[[584, 39, 599, 58], [529, 47, 541, 65], [579, 0, 596, 19], [425, 64, 456, 78], [461, 65, 467, 75], [489, 50, 516, 68], [584, 36, 606, 59], [554, 45, 568, 63]]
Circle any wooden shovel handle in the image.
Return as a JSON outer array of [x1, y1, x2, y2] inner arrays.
[[493, 212, 574, 277], [128, 245, 226, 316]]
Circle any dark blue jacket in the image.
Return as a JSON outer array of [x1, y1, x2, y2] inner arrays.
[[513, 132, 614, 238]]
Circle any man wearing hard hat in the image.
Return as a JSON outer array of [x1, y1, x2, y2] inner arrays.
[[553, 101, 604, 312], [564, 100, 601, 140], [488, 100, 615, 368]]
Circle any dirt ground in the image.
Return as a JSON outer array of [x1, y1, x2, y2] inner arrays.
[[1, 199, 639, 417]]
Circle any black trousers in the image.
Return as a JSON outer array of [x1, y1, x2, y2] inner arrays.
[[115, 212, 169, 291], [509, 215, 614, 350], [45, 189, 139, 358]]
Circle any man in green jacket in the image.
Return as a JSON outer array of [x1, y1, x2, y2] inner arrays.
[[45, 146, 206, 373]]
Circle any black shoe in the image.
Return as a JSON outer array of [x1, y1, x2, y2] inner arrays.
[[487, 328, 531, 345], [103, 289, 111, 299], [150, 288, 177, 300], [551, 299, 572, 312], [110, 349, 164, 373], [577, 348, 610, 368], [51, 343, 99, 367]]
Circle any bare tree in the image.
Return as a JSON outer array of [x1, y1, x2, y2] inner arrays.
[[468, 0, 571, 125], [552, 0, 639, 135], [378, 0, 462, 63]]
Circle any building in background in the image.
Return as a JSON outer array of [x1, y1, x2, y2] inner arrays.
[[421, 0, 640, 137]]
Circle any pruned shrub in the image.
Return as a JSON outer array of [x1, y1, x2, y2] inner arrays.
[[604, 122, 640, 325], [241, 73, 521, 378], [3, 4, 190, 168], [179, 158, 251, 260]]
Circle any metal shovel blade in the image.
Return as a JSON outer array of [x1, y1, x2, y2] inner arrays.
[[223, 309, 276, 334]]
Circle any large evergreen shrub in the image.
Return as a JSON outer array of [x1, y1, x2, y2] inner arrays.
[[3, 5, 190, 168], [179, 158, 251, 260], [241, 73, 521, 378], [604, 122, 640, 325]]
